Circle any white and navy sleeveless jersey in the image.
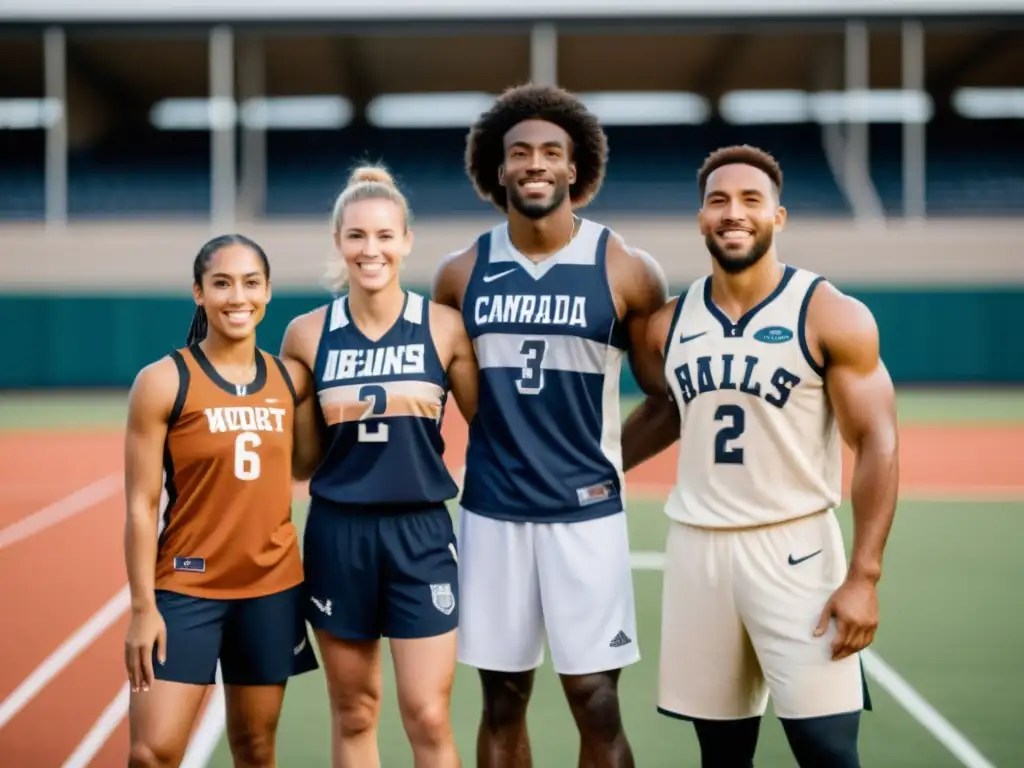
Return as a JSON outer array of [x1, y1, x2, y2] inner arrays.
[[309, 291, 459, 507], [663, 265, 842, 529], [460, 218, 629, 524]]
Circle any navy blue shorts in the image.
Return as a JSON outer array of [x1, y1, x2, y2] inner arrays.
[[153, 584, 319, 686], [302, 499, 459, 640]]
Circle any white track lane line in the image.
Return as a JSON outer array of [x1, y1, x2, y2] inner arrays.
[[61, 682, 130, 768], [0, 474, 121, 551], [0, 585, 130, 729]]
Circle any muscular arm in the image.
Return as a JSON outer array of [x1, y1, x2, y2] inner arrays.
[[621, 298, 681, 472], [123, 358, 178, 614], [431, 246, 476, 311], [280, 309, 327, 481], [812, 285, 899, 585], [607, 240, 679, 472]]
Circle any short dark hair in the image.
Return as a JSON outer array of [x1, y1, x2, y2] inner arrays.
[[697, 145, 783, 202], [186, 234, 270, 346], [465, 83, 608, 212]]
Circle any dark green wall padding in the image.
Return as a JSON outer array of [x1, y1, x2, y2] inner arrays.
[[2, 286, 1021, 389]]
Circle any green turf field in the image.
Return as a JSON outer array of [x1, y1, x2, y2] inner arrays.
[[2, 388, 1021, 766]]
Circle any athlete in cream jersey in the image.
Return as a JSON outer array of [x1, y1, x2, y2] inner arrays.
[[641, 147, 899, 768], [663, 264, 842, 529]]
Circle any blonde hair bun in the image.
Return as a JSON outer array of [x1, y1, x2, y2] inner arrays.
[[348, 165, 396, 188]]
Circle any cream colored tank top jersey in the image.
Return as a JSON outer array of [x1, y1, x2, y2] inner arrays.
[[663, 265, 842, 529]]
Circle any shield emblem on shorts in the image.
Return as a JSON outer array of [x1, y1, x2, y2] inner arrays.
[[430, 583, 455, 616]]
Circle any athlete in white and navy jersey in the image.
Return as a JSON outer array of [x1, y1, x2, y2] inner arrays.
[[641, 145, 899, 768], [434, 84, 670, 767], [281, 166, 477, 767]]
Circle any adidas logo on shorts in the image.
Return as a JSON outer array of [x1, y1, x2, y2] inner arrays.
[[609, 630, 632, 648]]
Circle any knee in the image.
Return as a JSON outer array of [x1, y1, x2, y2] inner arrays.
[[227, 727, 276, 767], [330, 688, 381, 737], [400, 697, 452, 746], [782, 712, 861, 768], [563, 672, 624, 741], [480, 670, 534, 732], [128, 739, 181, 768]]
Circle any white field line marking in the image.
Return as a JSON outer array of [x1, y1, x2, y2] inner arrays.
[[0, 474, 121, 551], [630, 550, 996, 768], [0, 585, 130, 729], [61, 682, 130, 768], [179, 664, 226, 768]]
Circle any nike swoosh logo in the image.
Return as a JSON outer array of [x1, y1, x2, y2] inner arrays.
[[483, 268, 516, 283], [788, 549, 823, 566], [679, 331, 707, 344]]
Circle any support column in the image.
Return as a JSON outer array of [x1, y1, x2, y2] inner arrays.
[[530, 23, 558, 86], [901, 20, 926, 221], [209, 25, 236, 229], [44, 26, 67, 229], [238, 36, 266, 221]]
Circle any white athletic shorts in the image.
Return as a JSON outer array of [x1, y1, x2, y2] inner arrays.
[[658, 510, 867, 721], [456, 506, 640, 676]]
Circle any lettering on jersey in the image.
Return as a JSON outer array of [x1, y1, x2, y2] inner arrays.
[[673, 353, 801, 409], [322, 344, 425, 383], [474, 294, 587, 329], [204, 405, 286, 433]]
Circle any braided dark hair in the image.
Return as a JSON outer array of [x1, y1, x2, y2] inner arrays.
[[187, 234, 270, 346]]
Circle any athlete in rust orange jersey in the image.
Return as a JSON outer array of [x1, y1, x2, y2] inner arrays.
[[154, 344, 302, 598], [123, 235, 320, 768]]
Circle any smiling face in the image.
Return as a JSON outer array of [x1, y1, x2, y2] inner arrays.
[[498, 119, 577, 220], [334, 197, 412, 295], [192, 243, 271, 341], [698, 163, 786, 274]]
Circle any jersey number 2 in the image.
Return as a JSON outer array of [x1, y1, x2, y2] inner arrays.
[[234, 432, 262, 481], [516, 339, 547, 395], [358, 384, 389, 443], [714, 404, 745, 464]]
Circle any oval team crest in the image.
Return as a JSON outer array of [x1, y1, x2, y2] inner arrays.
[[431, 583, 456, 615]]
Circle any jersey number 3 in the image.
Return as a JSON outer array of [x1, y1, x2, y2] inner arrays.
[[357, 384, 389, 443], [516, 339, 547, 395], [714, 404, 745, 464]]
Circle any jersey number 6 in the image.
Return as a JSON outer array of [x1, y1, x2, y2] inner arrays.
[[234, 432, 262, 481], [357, 384, 389, 443]]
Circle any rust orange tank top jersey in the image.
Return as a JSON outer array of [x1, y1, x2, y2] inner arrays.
[[155, 344, 303, 599]]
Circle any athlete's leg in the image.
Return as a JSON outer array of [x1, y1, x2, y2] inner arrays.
[[391, 631, 459, 767], [690, 717, 762, 768], [559, 669, 632, 768], [735, 511, 868, 768], [536, 513, 639, 766], [384, 505, 461, 766], [223, 685, 286, 768], [456, 506, 543, 766], [127, 590, 222, 767], [477, 669, 537, 768], [302, 500, 386, 767], [219, 585, 319, 766], [657, 522, 769, 766], [316, 633, 384, 768]]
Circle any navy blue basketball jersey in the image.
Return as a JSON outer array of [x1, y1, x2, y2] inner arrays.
[[460, 218, 629, 523], [308, 291, 459, 507]]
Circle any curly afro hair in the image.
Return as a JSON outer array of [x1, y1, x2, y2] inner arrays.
[[697, 144, 783, 202], [465, 83, 608, 213]]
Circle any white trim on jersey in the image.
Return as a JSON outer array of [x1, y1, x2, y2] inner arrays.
[[329, 296, 349, 330], [403, 291, 425, 324]]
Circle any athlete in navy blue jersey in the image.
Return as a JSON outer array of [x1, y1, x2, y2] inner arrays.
[[281, 166, 477, 767], [432, 83, 673, 768]]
